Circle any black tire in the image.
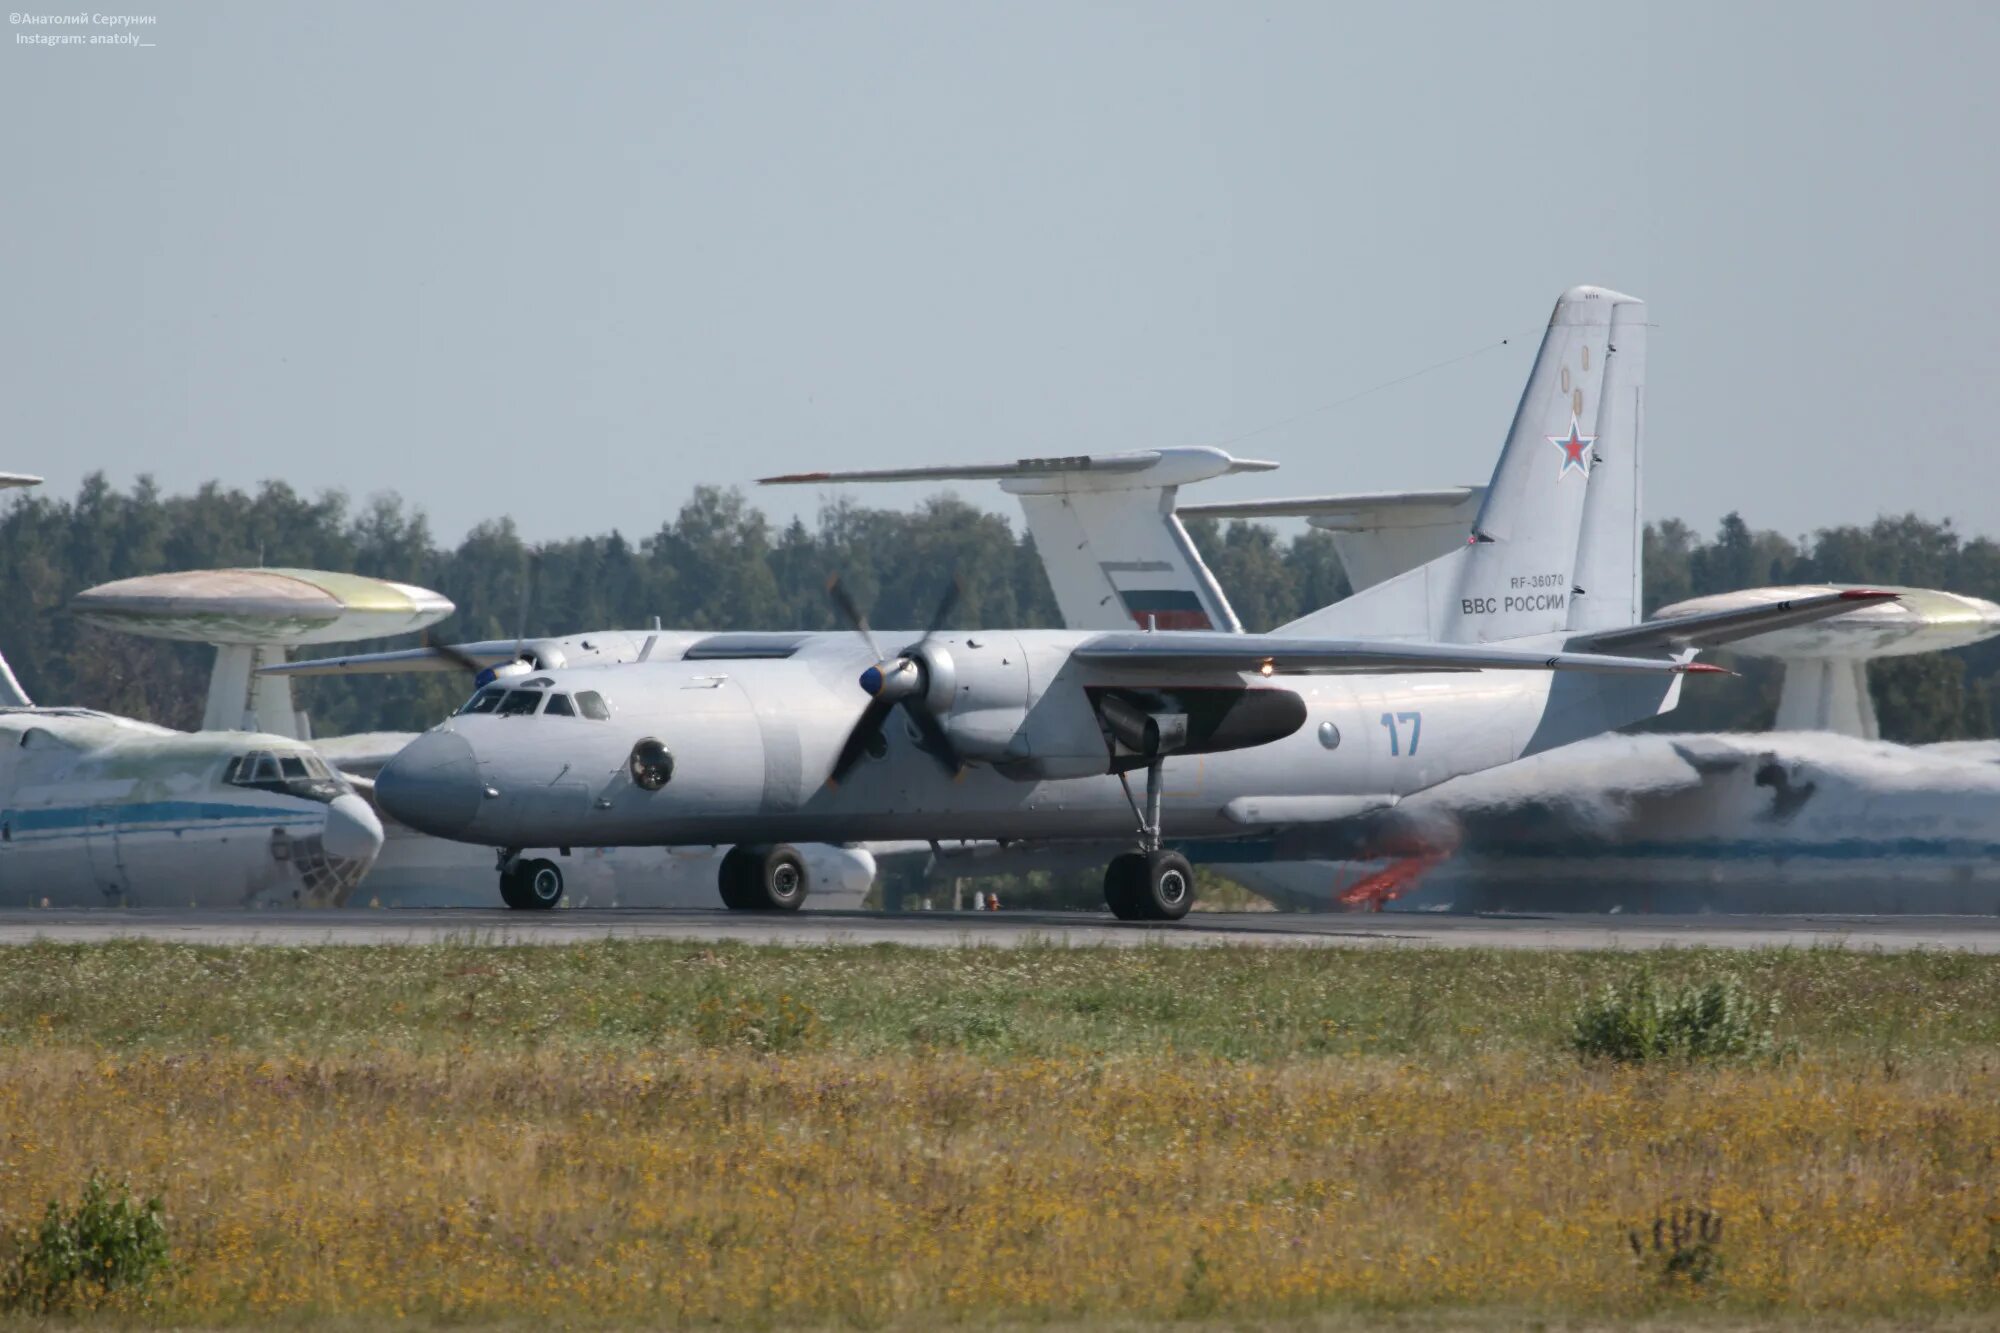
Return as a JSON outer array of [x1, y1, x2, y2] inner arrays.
[[720, 845, 809, 912], [1103, 852, 1149, 921], [716, 847, 753, 910], [749, 845, 809, 912], [516, 858, 564, 910], [1140, 850, 1195, 921], [498, 867, 529, 910]]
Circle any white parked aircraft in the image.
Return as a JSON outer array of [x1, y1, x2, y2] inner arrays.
[[353, 287, 1891, 917], [0, 479, 387, 906], [0, 703, 386, 908]]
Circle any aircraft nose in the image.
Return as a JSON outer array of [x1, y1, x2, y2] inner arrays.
[[321, 791, 385, 864], [376, 730, 484, 839]]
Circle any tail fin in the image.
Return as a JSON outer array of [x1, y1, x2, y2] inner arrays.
[[0, 473, 39, 705], [1565, 295, 1647, 632], [0, 651, 30, 708], [1281, 286, 1646, 644]]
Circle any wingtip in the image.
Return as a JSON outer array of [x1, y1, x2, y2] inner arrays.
[[1838, 588, 1901, 602], [1679, 662, 1734, 676], [760, 472, 831, 486]]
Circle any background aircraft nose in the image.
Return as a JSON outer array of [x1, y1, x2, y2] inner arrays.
[[321, 791, 385, 864], [376, 730, 483, 839]]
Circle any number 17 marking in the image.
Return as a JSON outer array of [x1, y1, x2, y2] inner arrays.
[[1379, 711, 1422, 756]]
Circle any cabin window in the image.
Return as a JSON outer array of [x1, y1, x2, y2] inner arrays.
[[279, 756, 308, 780], [221, 756, 241, 783], [544, 693, 576, 718], [499, 690, 543, 717], [251, 754, 281, 783], [576, 691, 610, 721], [459, 687, 507, 716]]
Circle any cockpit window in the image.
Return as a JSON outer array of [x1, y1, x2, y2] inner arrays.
[[575, 690, 610, 721], [498, 690, 543, 716], [544, 693, 575, 718], [459, 687, 506, 715], [226, 748, 349, 805]]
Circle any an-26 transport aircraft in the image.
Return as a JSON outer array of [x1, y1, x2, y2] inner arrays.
[[361, 287, 1887, 919]]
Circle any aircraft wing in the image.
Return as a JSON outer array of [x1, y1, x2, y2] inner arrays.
[[1071, 631, 1719, 677], [259, 642, 523, 677], [1576, 589, 1898, 653]]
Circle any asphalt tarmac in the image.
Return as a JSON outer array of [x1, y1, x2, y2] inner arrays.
[[2, 908, 2000, 951]]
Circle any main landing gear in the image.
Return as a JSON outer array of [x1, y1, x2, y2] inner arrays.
[[498, 852, 564, 910], [718, 844, 810, 912], [1104, 758, 1195, 922]]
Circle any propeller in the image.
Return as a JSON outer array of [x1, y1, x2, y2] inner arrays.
[[426, 549, 544, 688], [422, 628, 491, 679], [511, 549, 541, 669], [825, 576, 963, 786]]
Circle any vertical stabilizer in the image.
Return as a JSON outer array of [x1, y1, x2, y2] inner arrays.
[[1280, 286, 1645, 644], [1566, 298, 1647, 632], [0, 474, 41, 706], [0, 652, 30, 708]]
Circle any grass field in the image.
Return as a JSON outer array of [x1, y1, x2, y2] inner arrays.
[[2, 939, 2000, 1328]]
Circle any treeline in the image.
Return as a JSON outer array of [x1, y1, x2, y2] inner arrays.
[[2, 475, 1995, 743]]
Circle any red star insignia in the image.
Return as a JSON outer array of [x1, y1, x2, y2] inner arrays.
[[1547, 416, 1595, 479]]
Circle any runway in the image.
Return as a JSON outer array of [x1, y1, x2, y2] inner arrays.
[[4, 907, 2000, 951]]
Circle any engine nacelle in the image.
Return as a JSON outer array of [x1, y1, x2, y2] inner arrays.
[[914, 637, 1032, 764]]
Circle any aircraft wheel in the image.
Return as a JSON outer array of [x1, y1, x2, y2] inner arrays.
[[716, 847, 753, 910], [1140, 850, 1195, 921], [1103, 852, 1149, 921], [509, 858, 564, 910], [498, 867, 529, 910], [720, 845, 809, 912]]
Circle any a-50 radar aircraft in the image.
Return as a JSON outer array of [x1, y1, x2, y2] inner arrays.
[[366, 286, 1887, 918]]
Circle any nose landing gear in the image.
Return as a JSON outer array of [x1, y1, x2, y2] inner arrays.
[[498, 852, 564, 910], [718, 844, 809, 912]]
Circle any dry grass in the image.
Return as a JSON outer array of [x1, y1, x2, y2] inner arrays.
[[1, 941, 1998, 1327]]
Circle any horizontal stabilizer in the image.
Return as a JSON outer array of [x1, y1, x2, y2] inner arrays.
[[1073, 630, 1721, 678], [0, 473, 42, 490], [1180, 486, 1487, 593], [1179, 487, 1483, 525], [1578, 589, 1899, 654], [761, 446, 1277, 495]]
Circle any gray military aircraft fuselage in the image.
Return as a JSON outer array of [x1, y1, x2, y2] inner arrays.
[[376, 615, 1744, 919], [366, 286, 1883, 919]]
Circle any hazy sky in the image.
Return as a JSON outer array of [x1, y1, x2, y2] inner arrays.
[[5, 1, 1996, 546]]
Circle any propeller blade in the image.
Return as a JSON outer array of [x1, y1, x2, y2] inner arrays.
[[513, 550, 541, 661], [827, 696, 896, 787], [920, 576, 962, 642], [901, 699, 963, 778], [825, 574, 882, 662], [422, 630, 491, 679]]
